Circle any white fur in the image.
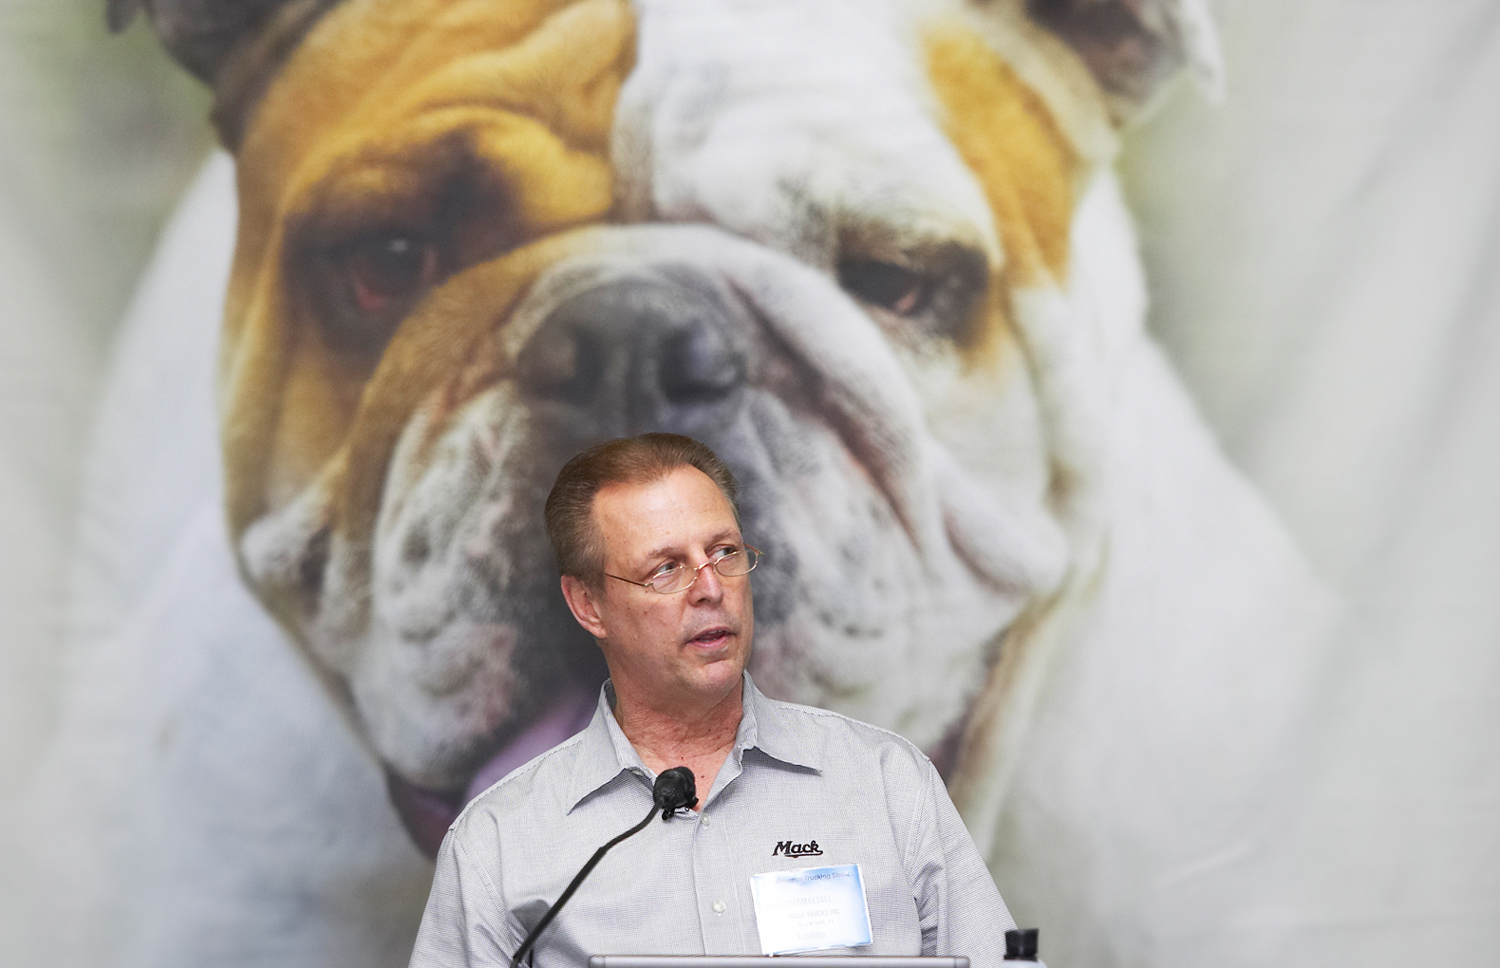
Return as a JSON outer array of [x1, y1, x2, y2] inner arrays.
[[13, 155, 432, 968]]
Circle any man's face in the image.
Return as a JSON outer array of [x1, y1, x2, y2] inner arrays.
[[566, 466, 754, 713]]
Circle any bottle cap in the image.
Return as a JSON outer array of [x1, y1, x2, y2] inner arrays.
[[1004, 927, 1039, 961]]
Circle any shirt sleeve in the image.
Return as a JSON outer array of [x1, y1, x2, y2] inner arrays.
[[905, 755, 1017, 968], [409, 824, 520, 968]]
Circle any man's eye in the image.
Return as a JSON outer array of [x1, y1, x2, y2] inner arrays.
[[710, 545, 741, 561], [650, 561, 683, 580]]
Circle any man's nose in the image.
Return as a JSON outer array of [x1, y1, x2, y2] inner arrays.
[[516, 267, 749, 435], [687, 558, 725, 603]]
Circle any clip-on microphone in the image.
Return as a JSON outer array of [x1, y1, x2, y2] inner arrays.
[[509, 766, 698, 968]]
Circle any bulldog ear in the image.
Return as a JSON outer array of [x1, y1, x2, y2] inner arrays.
[[104, 0, 307, 84], [1029, 0, 1224, 116], [104, 0, 144, 34]]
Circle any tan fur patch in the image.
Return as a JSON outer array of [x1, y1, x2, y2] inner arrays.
[[333, 235, 600, 549], [221, 0, 634, 537], [923, 25, 1078, 363]]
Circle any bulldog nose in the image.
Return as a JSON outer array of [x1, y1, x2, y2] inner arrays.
[[518, 271, 747, 428]]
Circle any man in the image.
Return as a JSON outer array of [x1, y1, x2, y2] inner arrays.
[[408, 434, 1016, 967]]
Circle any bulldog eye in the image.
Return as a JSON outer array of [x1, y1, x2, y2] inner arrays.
[[340, 233, 441, 316], [837, 245, 988, 342], [837, 259, 937, 316]]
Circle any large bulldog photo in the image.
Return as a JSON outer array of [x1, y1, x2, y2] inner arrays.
[[22, 0, 1335, 965]]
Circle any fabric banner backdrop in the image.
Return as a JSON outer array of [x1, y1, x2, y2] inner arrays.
[[1, 1, 1496, 966]]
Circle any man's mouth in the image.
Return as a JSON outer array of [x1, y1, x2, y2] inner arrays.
[[687, 625, 734, 649]]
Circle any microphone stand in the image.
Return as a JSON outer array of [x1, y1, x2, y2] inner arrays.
[[509, 767, 698, 968]]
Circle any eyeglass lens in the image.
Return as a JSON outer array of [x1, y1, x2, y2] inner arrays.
[[652, 548, 759, 592]]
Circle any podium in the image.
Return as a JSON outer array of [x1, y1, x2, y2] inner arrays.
[[589, 958, 970, 968]]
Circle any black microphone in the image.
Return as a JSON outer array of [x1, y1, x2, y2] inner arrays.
[[509, 767, 698, 968], [652, 766, 698, 818]]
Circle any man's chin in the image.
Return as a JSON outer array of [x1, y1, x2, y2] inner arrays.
[[687, 657, 750, 709], [385, 680, 600, 858]]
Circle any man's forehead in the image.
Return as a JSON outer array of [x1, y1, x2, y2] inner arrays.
[[592, 466, 739, 554]]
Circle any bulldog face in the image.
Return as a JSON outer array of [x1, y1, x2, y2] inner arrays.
[[189, 0, 1181, 840]]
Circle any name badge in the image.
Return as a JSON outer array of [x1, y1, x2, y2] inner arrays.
[[749, 864, 873, 955]]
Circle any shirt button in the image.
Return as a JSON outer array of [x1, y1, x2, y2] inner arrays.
[[700, 814, 712, 827], [712, 900, 727, 914]]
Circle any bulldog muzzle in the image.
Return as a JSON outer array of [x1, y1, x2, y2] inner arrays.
[[518, 266, 752, 441]]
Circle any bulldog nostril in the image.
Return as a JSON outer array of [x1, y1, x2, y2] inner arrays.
[[518, 319, 608, 406], [660, 325, 742, 403]]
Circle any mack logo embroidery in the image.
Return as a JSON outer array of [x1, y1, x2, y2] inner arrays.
[[772, 839, 823, 858]]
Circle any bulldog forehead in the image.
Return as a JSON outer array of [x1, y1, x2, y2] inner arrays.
[[617, 0, 1001, 266], [236, 0, 629, 221]]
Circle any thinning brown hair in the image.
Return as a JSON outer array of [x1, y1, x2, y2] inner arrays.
[[545, 434, 739, 585]]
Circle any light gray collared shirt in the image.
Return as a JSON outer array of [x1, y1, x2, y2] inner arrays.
[[408, 673, 1015, 968]]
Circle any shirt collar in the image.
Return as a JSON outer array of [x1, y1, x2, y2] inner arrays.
[[738, 672, 820, 773], [565, 671, 820, 813], [565, 680, 647, 813]]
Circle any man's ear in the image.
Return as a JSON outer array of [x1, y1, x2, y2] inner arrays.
[[1027, 0, 1224, 122], [560, 575, 609, 641]]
